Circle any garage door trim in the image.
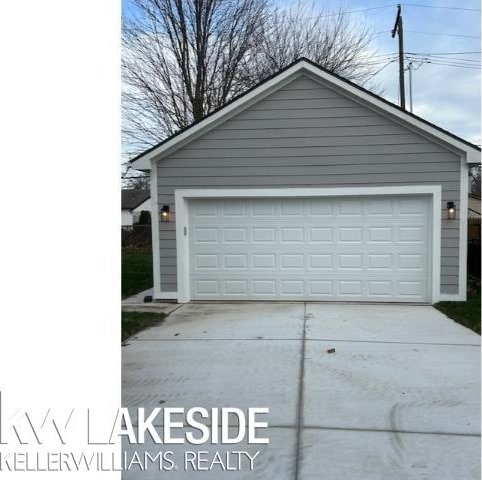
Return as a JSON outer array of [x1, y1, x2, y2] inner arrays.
[[175, 186, 442, 303]]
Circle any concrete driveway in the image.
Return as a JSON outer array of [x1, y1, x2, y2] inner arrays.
[[122, 303, 480, 479]]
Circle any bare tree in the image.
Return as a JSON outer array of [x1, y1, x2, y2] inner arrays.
[[470, 165, 481, 195], [123, 173, 150, 190], [240, 2, 375, 87], [122, 0, 378, 157], [123, 0, 268, 157]]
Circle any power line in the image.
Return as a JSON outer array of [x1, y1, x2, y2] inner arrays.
[[424, 56, 480, 63], [329, 1, 480, 12], [404, 58, 481, 69], [402, 3, 480, 12], [420, 57, 479, 62], [370, 52, 481, 63], [361, 58, 481, 71], [281, 4, 396, 21], [281, 3, 481, 27], [367, 54, 481, 68], [411, 59, 481, 66], [405, 53, 481, 63], [374, 30, 480, 38], [370, 52, 401, 57], [404, 30, 480, 38], [419, 61, 481, 69], [405, 54, 480, 63], [365, 59, 399, 80], [405, 51, 481, 56], [362, 57, 481, 77], [360, 56, 399, 64]]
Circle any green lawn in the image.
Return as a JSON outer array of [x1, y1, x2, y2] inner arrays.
[[122, 311, 165, 341], [435, 277, 481, 334], [122, 248, 153, 298]]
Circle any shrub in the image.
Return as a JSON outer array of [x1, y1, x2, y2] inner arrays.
[[137, 210, 151, 225]]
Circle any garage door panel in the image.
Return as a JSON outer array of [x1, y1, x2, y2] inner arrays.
[[253, 254, 276, 269], [222, 201, 246, 216], [398, 197, 427, 215], [309, 200, 334, 216], [225, 280, 248, 295], [398, 254, 424, 270], [367, 198, 394, 215], [194, 254, 218, 269], [368, 227, 393, 242], [206, 198, 429, 220], [399, 226, 425, 242], [309, 228, 333, 243], [368, 254, 392, 269], [339, 199, 363, 215], [191, 276, 429, 302], [310, 254, 333, 269], [195, 279, 220, 296], [252, 227, 276, 243], [310, 281, 334, 295], [192, 253, 426, 273], [252, 280, 277, 295], [193, 270, 427, 288], [252, 200, 276, 216], [188, 196, 431, 302], [338, 254, 363, 269], [338, 227, 363, 243], [194, 227, 219, 243], [367, 280, 392, 296], [223, 227, 248, 243]]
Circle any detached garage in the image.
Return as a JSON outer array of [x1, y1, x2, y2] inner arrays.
[[130, 58, 480, 304]]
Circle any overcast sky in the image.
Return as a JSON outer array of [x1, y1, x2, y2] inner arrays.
[[123, 0, 481, 145], [305, 0, 481, 145]]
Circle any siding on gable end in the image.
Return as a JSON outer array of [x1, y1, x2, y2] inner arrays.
[[155, 74, 462, 296]]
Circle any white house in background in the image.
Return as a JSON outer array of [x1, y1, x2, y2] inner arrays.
[[130, 58, 480, 304], [121, 190, 150, 227]]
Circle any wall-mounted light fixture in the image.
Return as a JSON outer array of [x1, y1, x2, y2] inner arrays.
[[160, 205, 171, 222], [447, 201, 456, 220]]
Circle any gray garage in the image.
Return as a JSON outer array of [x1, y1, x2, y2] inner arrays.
[[131, 58, 480, 304]]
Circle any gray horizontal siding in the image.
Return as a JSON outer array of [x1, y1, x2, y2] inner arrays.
[[249, 97, 359, 110], [158, 175, 458, 187], [159, 165, 457, 178], [156, 74, 462, 296], [280, 77, 339, 90], [162, 152, 457, 167], [221, 116, 396, 129], [169, 144, 453, 158], [238, 106, 375, 120], [182, 134, 430, 149], [208, 125, 433, 139]]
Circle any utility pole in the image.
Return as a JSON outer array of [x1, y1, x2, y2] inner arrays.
[[404, 59, 430, 114], [391, 4, 405, 110], [407, 62, 413, 112]]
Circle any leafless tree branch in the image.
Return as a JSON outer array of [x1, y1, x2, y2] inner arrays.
[[122, 0, 380, 158]]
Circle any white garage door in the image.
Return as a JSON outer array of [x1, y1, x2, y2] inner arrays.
[[188, 196, 431, 302]]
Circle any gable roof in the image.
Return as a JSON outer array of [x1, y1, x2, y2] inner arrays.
[[122, 190, 150, 210], [130, 57, 480, 171]]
